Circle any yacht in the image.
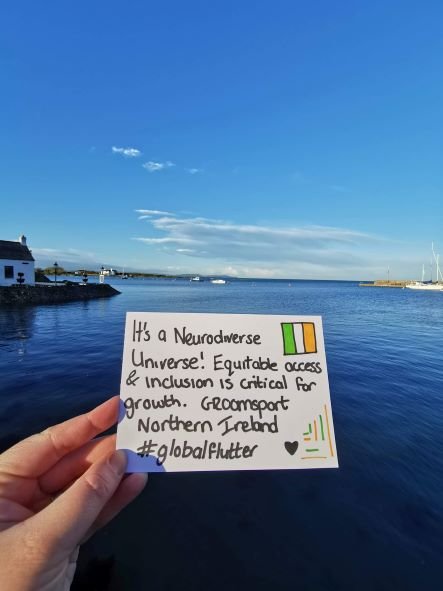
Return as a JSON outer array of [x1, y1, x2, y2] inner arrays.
[[211, 278, 226, 284], [406, 282, 443, 291], [190, 276, 202, 282], [405, 245, 443, 291]]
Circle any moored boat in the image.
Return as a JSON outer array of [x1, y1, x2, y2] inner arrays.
[[405, 244, 443, 291]]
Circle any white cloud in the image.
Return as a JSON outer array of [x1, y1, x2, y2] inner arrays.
[[135, 237, 198, 245], [132, 209, 387, 278], [186, 168, 202, 175], [135, 209, 175, 216], [31, 247, 103, 269], [112, 146, 142, 158], [142, 161, 175, 172]]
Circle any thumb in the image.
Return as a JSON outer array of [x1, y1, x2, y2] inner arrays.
[[31, 450, 127, 553]]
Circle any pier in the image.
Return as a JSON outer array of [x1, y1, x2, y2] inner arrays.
[[359, 280, 410, 288]]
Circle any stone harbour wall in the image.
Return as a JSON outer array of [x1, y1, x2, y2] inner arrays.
[[0, 283, 120, 305]]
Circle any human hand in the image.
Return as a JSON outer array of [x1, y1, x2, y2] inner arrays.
[[0, 396, 147, 590]]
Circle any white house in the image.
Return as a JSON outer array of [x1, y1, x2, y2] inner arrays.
[[0, 235, 35, 286]]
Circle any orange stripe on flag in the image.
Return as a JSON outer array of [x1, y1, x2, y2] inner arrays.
[[303, 323, 317, 353]]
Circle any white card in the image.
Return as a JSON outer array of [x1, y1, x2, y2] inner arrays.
[[117, 312, 338, 472]]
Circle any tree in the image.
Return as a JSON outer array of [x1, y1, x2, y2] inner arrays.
[[43, 266, 66, 275]]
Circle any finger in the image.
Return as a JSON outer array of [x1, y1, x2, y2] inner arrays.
[[39, 435, 116, 494], [0, 396, 119, 479], [29, 450, 127, 553], [85, 473, 148, 541]]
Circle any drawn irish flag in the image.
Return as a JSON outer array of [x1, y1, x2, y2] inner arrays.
[[281, 322, 317, 355]]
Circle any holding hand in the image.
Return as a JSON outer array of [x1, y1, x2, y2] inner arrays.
[[0, 396, 147, 590]]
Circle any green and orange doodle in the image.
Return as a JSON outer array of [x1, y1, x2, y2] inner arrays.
[[301, 405, 335, 460]]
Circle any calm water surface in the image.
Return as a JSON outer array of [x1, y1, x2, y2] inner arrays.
[[1, 279, 442, 590]]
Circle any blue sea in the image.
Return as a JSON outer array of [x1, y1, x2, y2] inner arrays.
[[1, 278, 443, 590]]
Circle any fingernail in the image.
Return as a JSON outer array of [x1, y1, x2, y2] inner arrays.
[[109, 450, 127, 476]]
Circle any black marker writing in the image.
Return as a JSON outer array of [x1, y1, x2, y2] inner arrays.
[[285, 360, 322, 374], [217, 414, 279, 436], [213, 353, 278, 376], [124, 394, 182, 419], [132, 320, 150, 343], [126, 370, 139, 387], [131, 349, 201, 371], [201, 395, 290, 419], [295, 376, 317, 392], [137, 438, 259, 465], [144, 375, 214, 390], [137, 414, 212, 434], [174, 326, 261, 346], [240, 375, 288, 390]]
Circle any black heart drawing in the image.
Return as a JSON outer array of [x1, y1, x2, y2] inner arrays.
[[284, 441, 299, 455]]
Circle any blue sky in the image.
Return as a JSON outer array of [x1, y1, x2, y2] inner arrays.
[[1, 0, 442, 279]]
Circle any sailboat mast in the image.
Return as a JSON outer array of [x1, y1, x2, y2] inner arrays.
[[431, 242, 443, 283]]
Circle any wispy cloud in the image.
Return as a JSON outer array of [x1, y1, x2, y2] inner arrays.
[[112, 146, 142, 158], [133, 209, 384, 278], [31, 247, 102, 268], [186, 168, 202, 175], [142, 161, 175, 172], [135, 209, 175, 218]]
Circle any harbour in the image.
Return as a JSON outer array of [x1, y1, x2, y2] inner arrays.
[[1, 278, 442, 590]]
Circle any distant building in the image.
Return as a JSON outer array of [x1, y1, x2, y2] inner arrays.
[[0, 235, 35, 286]]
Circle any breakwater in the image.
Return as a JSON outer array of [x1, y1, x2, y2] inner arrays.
[[359, 280, 409, 288], [0, 283, 120, 305]]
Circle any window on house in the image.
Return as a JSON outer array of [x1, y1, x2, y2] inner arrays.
[[4, 266, 14, 279]]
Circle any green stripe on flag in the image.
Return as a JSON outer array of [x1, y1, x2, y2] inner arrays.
[[282, 323, 296, 354]]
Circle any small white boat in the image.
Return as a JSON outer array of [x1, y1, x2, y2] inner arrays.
[[405, 245, 443, 291], [406, 282, 443, 291], [211, 279, 226, 284], [190, 276, 202, 282]]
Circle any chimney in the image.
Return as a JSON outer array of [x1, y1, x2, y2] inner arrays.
[[19, 235, 27, 246]]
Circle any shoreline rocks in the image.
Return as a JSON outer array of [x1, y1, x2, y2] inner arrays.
[[0, 283, 121, 305]]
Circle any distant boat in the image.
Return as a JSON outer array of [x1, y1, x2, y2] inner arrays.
[[190, 276, 202, 282], [406, 282, 443, 291], [121, 268, 129, 279], [211, 279, 226, 284], [405, 244, 443, 291]]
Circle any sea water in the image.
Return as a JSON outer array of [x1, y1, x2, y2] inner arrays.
[[0, 278, 442, 590]]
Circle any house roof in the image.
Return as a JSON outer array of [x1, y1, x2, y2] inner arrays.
[[0, 240, 35, 262]]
